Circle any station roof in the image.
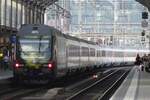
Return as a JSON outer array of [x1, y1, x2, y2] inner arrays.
[[23, 0, 58, 9], [136, 0, 150, 11]]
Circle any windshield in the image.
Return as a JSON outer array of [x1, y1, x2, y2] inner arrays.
[[19, 35, 51, 63]]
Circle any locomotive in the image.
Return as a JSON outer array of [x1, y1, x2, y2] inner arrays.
[[13, 24, 148, 82]]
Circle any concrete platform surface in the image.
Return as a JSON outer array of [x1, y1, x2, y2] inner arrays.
[[0, 69, 13, 80], [111, 66, 150, 100]]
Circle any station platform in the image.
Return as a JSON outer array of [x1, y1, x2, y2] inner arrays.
[[0, 69, 13, 80], [111, 66, 150, 100]]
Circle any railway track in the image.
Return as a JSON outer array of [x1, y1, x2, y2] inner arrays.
[[0, 68, 107, 100], [0, 67, 130, 100], [66, 69, 130, 100], [97, 70, 128, 100], [0, 88, 46, 100], [52, 68, 130, 100], [0, 78, 53, 100]]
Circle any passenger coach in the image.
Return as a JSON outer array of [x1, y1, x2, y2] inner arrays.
[[13, 24, 145, 82]]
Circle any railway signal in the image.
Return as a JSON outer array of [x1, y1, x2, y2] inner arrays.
[[142, 12, 148, 19], [141, 30, 145, 36]]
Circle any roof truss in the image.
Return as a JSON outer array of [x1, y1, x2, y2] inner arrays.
[[22, 0, 58, 9], [136, 0, 150, 11]]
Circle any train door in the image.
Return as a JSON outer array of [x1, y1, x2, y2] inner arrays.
[[56, 35, 67, 77], [80, 42, 89, 68]]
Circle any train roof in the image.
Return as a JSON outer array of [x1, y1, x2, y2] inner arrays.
[[18, 24, 61, 35], [63, 34, 96, 45], [18, 24, 96, 45]]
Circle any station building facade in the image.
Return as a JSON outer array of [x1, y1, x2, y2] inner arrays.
[[47, 0, 147, 49], [0, 0, 45, 60], [45, 0, 71, 33]]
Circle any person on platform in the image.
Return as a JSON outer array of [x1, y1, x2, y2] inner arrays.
[[3, 54, 9, 70], [135, 54, 142, 65], [135, 54, 142, 71], [141, 54, 147, 71], [0, 51, 3, 70]]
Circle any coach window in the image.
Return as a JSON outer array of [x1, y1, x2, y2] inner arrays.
[[102, 50, 105, 57], [107, 51, 112, 57], [99, 51, 102, 57], [98, 50, 101, 57], [98, 51, 100, 57], [69, 45, 73, 57], [82, 47, 89, 57], [68, 45, 80, 57], [114, 51, 117, 57], [97, 50, 99, 57], [73, 45, 79, 57], [76, 46, 80, 56], [90, 48, 95, 56]]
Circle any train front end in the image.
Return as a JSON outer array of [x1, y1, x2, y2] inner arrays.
[[13, 27, 55, 82]]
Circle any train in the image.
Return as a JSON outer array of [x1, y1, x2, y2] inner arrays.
[[13, 24, 148, 82]]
